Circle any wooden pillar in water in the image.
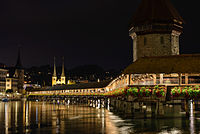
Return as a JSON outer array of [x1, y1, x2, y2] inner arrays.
[[155, 100, 164, 117], [151, 103, 156, 118], [185, 99, 189, 117]]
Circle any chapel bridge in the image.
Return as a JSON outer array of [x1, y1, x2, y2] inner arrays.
[[28, 55, 200, 102], [27, 84, 200, 102], [27, 84, 200, 118], [27, 55, 200, 117]]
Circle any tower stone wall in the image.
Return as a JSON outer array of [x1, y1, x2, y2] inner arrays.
[[131, 32, 181, 62], [129, 0, 183, 62]]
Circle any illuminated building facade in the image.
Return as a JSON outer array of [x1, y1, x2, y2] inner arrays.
[[0, 48, 24, 93], [6, 77, 18, 93], [0, 68, 8, 92], [52, 57, 66, 86]]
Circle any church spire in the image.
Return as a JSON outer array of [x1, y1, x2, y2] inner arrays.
[[53, 56, 57, 77], [15, 47, 23, 69], [61, 56, 65, 77]]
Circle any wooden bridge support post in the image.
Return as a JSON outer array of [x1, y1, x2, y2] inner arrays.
[[93, 98, 95, 107], [119, 98, 123, 112], [185, 100, 189, 117], [110, 98, 115, 108], [125, 101, 132, 116], [116, 98, 120, 111], [133, 102, 140, 112], [151, 103, 156, 118], [155, 101, 164, 117], [88, 98, 91, 106], [104, 98, 107, 108]]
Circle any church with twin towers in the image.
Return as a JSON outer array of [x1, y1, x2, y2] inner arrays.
[[52, 57, 66, 86]]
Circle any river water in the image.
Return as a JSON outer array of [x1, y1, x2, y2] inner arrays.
[[0, 101, 200, 134]]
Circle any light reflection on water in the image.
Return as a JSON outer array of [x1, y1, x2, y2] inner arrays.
[[0, 101, 199, 134]]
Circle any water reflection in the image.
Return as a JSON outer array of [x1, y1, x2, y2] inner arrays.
[[189, 100, 195, 134], [0, 101, 200, 133], [5, 103, 8, 134]]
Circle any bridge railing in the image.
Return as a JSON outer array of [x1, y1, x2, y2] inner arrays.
[[27, 85, 200, 101]]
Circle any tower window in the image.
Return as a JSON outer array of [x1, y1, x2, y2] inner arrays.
[[160, 36, 164, 44], [144, 37, 147, 45]]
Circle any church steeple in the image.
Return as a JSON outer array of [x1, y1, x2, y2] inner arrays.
[[52, 56, 66, 86], [61, 56, 65, 77], [52, 56, 57, 86], [61, 56, 66, 85], [15, 47, 23, 69], [14, 47, 24, 93], [53, 56, 57, 77]]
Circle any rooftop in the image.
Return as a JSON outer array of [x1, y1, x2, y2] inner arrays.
[[129, 0, 184, 30], [123, 54, 200, 74]]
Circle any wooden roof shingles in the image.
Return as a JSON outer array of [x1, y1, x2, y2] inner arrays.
[[123, 55, 200, 74], [129, 0, 184, 33]]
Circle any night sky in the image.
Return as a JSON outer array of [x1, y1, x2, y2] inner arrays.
[[0, 0, 199, 70]]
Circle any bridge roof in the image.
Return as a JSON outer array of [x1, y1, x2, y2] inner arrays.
[[123, 54, 200, 74], [30, 80, 112, 91]]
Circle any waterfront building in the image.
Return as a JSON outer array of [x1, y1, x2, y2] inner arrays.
[[0, 48, 24, 93], [0, 68, 8, 92], [13, 48, 24, 93], [6, 77, 18, 93], [52, 57, 66, 86]]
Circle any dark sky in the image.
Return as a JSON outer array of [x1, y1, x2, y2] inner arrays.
[[0, 0, 199, 70]]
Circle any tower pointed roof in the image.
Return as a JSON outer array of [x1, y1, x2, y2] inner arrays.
[[53, 57, 57, 77], [61, 56, 65, 77], [130, 0, 184, 31], [15, 47, 23, 69]]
